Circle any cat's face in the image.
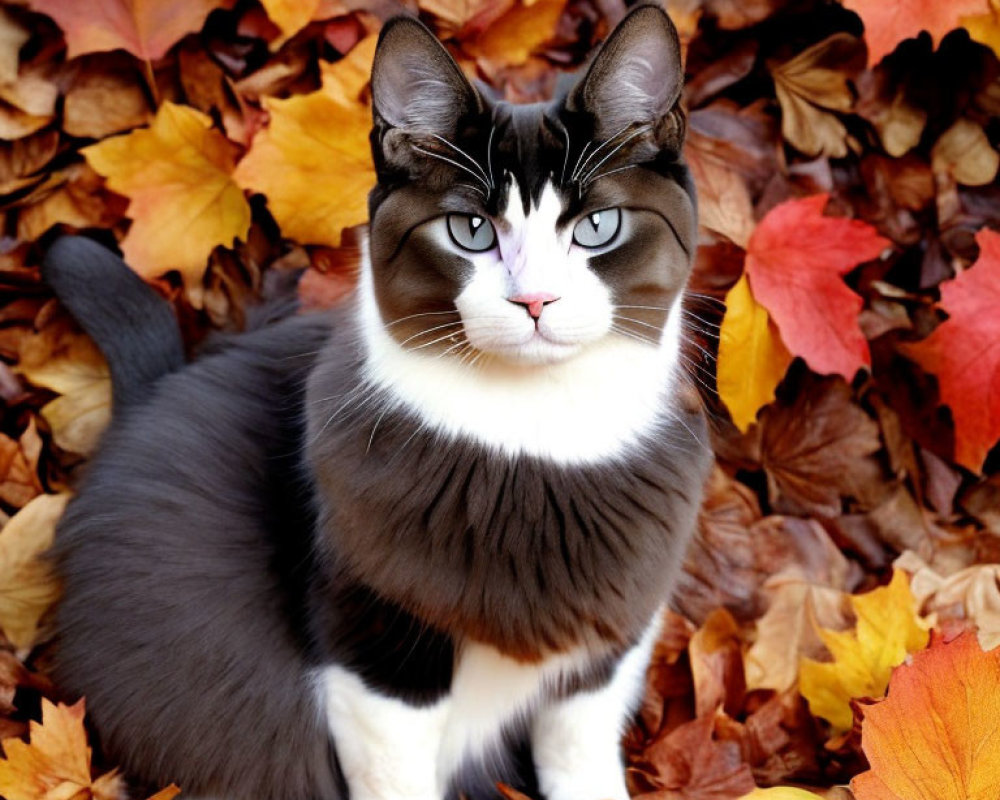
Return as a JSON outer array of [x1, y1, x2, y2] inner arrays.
[[366, 5, 693, 368]]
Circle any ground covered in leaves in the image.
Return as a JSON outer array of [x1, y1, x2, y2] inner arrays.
[[0, 0, 999, 798]]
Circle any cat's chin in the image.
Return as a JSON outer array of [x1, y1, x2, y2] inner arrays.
[[475, 334, 583, 367]]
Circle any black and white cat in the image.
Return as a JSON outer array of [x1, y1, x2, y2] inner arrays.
[[44, 6, 710, 800]]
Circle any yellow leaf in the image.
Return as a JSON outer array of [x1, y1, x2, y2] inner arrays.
[[234, 37, 377, 249], [799, 570, 930, 732], [259, 0, 321, 42], [962, 2, 1000, 58], [740, 789, 825, 799], [463, 0, 567, 67], [718, 273, 793, 433], [0, 698, 120, 800], [83, 101, 251, 302], [0, 493, 70, 651]]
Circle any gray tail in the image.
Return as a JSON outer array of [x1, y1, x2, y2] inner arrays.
[[42, 236, 185, 409]]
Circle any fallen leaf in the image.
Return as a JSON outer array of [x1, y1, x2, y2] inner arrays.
[[0, 8, 29, 87], [902, 228, 1000, 472], [799, 570, 930, 733], [234, 36, 377, 249], [930, 118, 1000, 187], [0, 492, 69, 651], [462, 0, 567, 68], [841, 0, 990, 66], [635, 714, 757, 799], [83, 100, 251, 299], [851, 632, 1000, 800], [16, 163, 123, 243], [27, 0, 226, 61], [740, 789, 824, 799], [757, 376, 884, 517], [745, 194, 889, 379], [0, 697, 125, 800], [62, 52, 152, 140], [718, 274, 794, 433], [259, 0, 322, 43], [769, 34, 865, 158], [685, 132, 756, 247], [0, 418, 43, 509], [963, 2, 1000, 57], [689, 608, 745, 718]]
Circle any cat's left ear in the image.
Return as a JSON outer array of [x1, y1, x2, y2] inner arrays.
[[566, 4, 684, 147]]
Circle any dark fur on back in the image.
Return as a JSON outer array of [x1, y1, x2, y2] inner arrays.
[[51, 311, 342, 798]]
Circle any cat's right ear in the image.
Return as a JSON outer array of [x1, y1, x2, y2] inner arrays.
[[370, 17, 482, 137]]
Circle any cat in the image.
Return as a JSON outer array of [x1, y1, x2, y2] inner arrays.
[[43, 5, 710, 800]]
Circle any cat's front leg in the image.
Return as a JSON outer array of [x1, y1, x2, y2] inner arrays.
[[531, 616, 662, 800], [316, 665, 449, 800]]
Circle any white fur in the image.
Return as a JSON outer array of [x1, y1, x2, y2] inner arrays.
[[359, 181, 685, 465], [315, 666, 448, 800], [532, 614, 663, 800]]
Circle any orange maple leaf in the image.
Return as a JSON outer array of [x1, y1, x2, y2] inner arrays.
[[27, 0, 228, 61], [841, 0, 990, 66], [744, 194, 889, 381], [902, 228, 1000, 473], [851, 632, 1000, 800], [0, 698, 122, 800], [234, 36, 377, 249], [82, 101, 251, 303]]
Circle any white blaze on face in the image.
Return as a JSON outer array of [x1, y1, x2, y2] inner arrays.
[[457, 180, 612, 365]]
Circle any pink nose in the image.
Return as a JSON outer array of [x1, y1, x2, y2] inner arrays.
[[509, 292, 560, 319]]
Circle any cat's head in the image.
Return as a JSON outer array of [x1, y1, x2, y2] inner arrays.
[[365, 4, 694, 368]]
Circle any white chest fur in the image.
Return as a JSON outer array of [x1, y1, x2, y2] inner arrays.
[[314, 618, 661, 800]]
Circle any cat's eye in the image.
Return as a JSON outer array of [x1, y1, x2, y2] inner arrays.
[[572, 208, 621, 248], [447, 214, 497, 252]]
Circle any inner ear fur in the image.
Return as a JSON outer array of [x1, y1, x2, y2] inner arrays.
[[370, 16, 483, 137], [566, 4, 685, 148]]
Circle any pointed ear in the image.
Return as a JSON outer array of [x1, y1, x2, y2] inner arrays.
[[567, 5, 684, 142], [371, 16, 482, 136]]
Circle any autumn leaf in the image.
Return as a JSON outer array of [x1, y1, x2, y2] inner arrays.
[[26, 0, 226, 61], [235, 36, 376, 249], [769, 34, 865, 158], [0, 698, 126, 800], [930, 119, 1000, 187], [740, 789, 824, 799], [841, 0, 990, 66], [462, 0, 568, 68], [902, 228, 1000, 473], [83, 101, 251, 301], [962, 1, 1000, 58], [799, 570, 929, 732], [851, 632, 1000, 800], [0, 492, 69, 653], [718, 274, 793, 432], [744, 194, 889, 380]]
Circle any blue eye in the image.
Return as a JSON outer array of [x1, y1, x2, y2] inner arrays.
[[447, 214, 497, 252], [573, 208, 621, 248]]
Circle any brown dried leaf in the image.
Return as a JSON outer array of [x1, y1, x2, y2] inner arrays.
[[0, 8, 29, 87], [0, 418, 43, 509], [769, 34, 866, 158], [930, 118, 1000, 187], [689, 609, 745, 718], [0, 130, 59, 197], [758, 376, 884, 517], [62, 53, 152, 140], [16, 163, 122, 242]]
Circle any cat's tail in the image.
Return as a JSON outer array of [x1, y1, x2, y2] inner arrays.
[[42, 236, 185, 408]]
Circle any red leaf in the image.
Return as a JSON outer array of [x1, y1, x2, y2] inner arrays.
[[745, 194, 889, 380], [903, 228, 1000, 472]]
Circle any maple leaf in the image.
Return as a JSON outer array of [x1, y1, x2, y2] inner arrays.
[[234, 36, 377, 249], [0, 698, 125, 800], [902, 228, 1000, 473], [744, 194, 889, 380], [740, 789, 824, 799], [841, 0, 990, 66], [799, 570, 929, 733], [851, 632, 1000, 800], [83, 100, 251, 302], [26, 0, 226, 61], [718, 274, 793, 432], [462, 0, 568, 68], [0, 492, 70, 652]]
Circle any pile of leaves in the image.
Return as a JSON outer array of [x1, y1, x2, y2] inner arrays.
[[0, 0, 998, 797]]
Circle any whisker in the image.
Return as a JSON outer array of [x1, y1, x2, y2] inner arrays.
[[579, 125, 653, 187], [572, 122, 632, 182], [585, 163, 640, 185], [397, 320, 465, 348], [386, 310, 461, 328], [412, 146, 490, 192], [486, 122, 497, 190], [426, 133, 490, 185]]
